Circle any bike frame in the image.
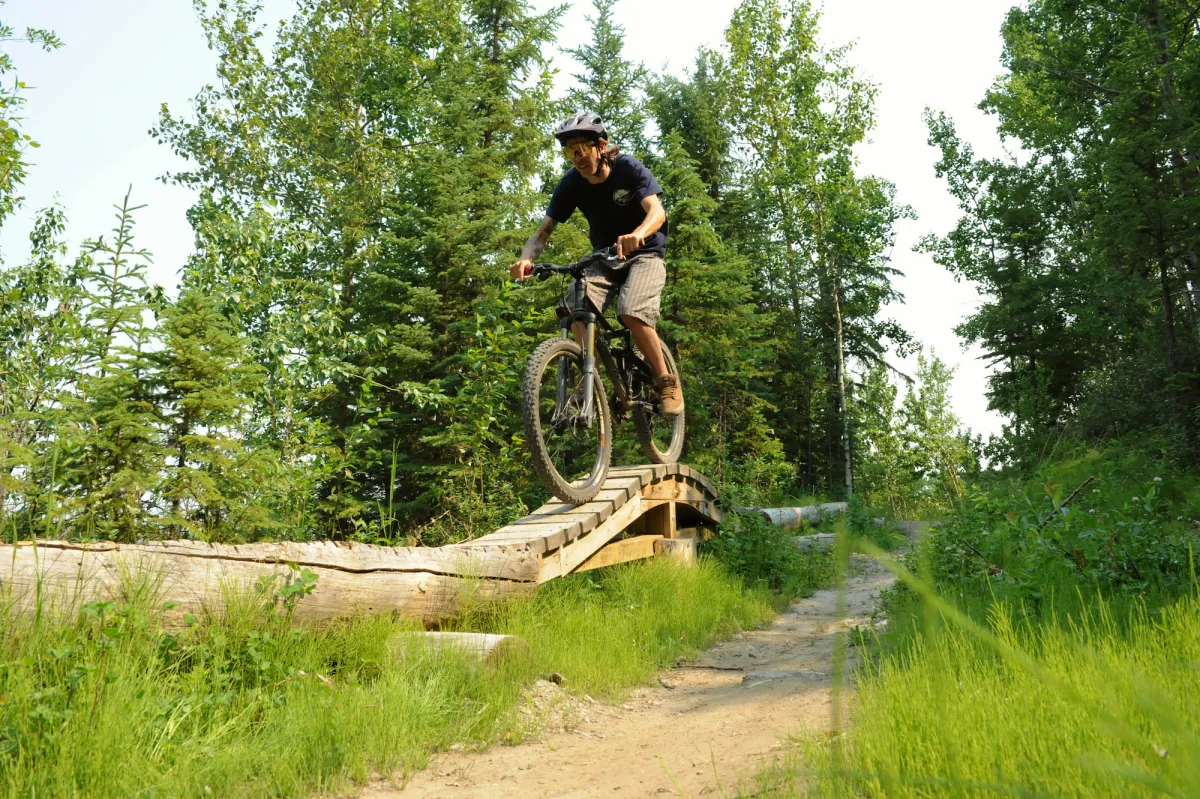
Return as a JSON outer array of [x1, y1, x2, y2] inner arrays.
[[537, 252, 660, 426]]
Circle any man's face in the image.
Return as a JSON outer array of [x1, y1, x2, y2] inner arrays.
[[562, 136, 601, 174]]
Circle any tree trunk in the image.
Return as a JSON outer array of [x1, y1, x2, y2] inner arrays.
[[833, 284, 853, 498]]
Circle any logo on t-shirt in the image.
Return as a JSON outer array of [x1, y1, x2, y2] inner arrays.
[[611, 188, 633, 207]]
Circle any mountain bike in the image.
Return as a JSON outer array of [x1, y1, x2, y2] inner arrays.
[[521, 248, 686, 504]]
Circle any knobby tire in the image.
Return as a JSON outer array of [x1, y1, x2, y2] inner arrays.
[[632, 342, 686, 464], [522, 338, 612, 504]]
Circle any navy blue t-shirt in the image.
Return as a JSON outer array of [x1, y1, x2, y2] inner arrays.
[[545, 154, 669, 257]]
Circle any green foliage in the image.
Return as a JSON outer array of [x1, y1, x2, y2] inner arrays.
[[923, 0, 1200, 464], [564, 0, 650, 156], [715, 0, 913, 497], [154, 0, 563, 535], [3, 0, 934, 537], [927, 442, 1200, 601], [854, 352, 977, 518], [152, 288, 270, 540], [0, 6, 61, 224], [705, 511, 835, 598]]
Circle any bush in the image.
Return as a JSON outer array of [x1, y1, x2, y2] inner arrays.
[[704, 511, 834, 599], [924, 441, 1200, 603]]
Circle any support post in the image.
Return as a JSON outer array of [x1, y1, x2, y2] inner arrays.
[[643, 501, 677, 538], [654, 537, 697, 565]]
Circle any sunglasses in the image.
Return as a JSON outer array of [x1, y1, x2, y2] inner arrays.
[[561, 141, 598, 160]]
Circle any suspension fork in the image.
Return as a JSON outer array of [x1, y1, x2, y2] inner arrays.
[[555, 316, 599, 426], [579, 318, 598, 424]]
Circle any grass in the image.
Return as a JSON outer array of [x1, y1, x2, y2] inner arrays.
[[0, 555, 809, 798], [747, 445, 1200, 799], [753, 579, 1200, 797]]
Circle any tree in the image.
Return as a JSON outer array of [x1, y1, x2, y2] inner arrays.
[[156, 0, 562, 534], [718, 0, 909, 496], [54, 193, 163, 541], [0, 7, 61, 226], [565, 0, 650, 156], [655, 130, 785, 492], [0, 205, 88, 531], [926, 0, 1200, 461], [153, 288, 266, 540]]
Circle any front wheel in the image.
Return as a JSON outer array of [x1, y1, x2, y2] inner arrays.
[[632, 342, 686, 463], [522, 338, 612, 504]]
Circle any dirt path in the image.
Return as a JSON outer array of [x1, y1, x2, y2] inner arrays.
[[361, 558, 893, 799]]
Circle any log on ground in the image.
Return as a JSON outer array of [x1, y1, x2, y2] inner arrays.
[[3, 539, 538, 627], [734, 503, 849, 530], [394, 632, 531, 668]]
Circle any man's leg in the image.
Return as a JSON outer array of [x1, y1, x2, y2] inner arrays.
[[615, 255, 682, 416], [620, 315, 667, 378]]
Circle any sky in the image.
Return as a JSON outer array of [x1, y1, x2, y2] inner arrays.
[[4, 0, 1016, 438]]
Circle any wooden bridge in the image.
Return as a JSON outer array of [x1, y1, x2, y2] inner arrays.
[[4, 464, 722, 626]]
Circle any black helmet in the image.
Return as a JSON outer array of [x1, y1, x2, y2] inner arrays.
[[554, 110, 607, 144]]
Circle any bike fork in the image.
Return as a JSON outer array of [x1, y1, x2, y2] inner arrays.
[[580, 320, 597, 424], [556, 320, 598, 427]]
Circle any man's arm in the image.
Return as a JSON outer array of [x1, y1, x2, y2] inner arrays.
[[615, 195, 666, 259], [510, 216, 558, 280]]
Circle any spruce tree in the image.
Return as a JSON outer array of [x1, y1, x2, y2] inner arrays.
[[655, 131, 784, 491], [56, 192, 162, 541], [156, 0, 562, 533], [565, 0, 650, 157], [153, 288, 266, 540]]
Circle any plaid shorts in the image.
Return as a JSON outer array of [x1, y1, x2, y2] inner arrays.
[[557, 253, 667, 328]]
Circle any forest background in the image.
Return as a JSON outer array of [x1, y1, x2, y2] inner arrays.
[[3, 0, 1199, 548]]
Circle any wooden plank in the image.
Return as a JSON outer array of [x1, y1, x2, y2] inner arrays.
[[605, 468, 652, 488], [537, 495, 645, 582], [528, 501, 577, 516], [559, 500, 615, 525], [594, 487, 634, 506], [465, 533, 549, 556], [491, 521, 580, 551], [572, 535, 663, 573], [602, 474, 644, 495], [513, 511, 600, 536]]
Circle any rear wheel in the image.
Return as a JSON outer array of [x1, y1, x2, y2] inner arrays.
[[522, 337, 612, 504], [632, 342, 685, 464]]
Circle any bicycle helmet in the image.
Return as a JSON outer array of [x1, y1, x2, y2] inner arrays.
[[554, 110, 607, 144]]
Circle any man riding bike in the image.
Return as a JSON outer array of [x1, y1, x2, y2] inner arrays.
[[510, 111, 683, 417]]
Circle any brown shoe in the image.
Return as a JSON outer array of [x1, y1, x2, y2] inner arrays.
[[657, 374, 684, 417]]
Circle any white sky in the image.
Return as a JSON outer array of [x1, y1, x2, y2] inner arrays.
[[4, 0, 1013, 438]]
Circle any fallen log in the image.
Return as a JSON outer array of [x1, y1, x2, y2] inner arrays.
[[395, 632, 531, 668], [792, 533, 837, 552], [734, 502, 848, 530], [3, 539, 538, 627]]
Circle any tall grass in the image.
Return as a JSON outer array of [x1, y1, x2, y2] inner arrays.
[[0, 557, 780, 797], [753, 543, 1200, 797]]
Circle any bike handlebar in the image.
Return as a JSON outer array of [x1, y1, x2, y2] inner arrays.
[[528, 247, 625, 281]]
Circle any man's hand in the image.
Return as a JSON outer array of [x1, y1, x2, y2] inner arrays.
[[510, 258, 534, 281], [615, 232, 644, 259]]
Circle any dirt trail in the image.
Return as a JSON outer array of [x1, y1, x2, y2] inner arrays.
[[361, 558, 893, 799]]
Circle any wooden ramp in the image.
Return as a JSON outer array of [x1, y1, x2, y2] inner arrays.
[[3, 464, 722, 626], [469, 463, 722, 583]]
